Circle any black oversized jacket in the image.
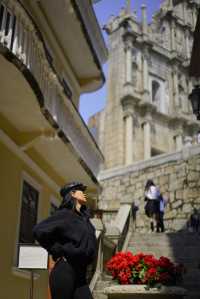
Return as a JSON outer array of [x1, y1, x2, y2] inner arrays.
[[33, 207, 97, 266]]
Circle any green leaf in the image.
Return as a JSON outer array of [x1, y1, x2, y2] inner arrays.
[[139, 268, 146, 279]]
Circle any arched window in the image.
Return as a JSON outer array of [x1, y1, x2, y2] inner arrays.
[[152, 80, 160, 104]]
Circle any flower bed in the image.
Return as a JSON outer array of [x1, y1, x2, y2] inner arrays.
[[106, 252, 185, 288]]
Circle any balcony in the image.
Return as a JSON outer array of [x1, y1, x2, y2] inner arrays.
[[0, 0, 104, 193]]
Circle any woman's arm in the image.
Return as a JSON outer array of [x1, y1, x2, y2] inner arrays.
[[33, 210, 64, 251]]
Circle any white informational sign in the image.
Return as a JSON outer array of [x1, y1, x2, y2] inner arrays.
[[18, 245, 48, 269]]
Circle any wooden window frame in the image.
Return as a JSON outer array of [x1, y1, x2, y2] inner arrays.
[[12, 172, 42, 276]]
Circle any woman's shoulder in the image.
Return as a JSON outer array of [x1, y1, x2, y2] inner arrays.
[[52, 207, 74, 220]]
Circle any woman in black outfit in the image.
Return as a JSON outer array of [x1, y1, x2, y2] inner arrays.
[[33, 182, 97, 299]]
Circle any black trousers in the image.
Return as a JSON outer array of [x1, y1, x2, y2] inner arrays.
[[157, 212, 164, 232], [49, 258, 93, 299]]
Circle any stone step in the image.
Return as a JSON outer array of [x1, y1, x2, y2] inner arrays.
[[128, 232, 200, 298], [94, 280, 112, 290], [129, 239, 200, 247], [128, 245, 200, 254], [93, 290, 107, 299], [128, 244, 200, 253], [128, 249, 199, 263], [128, 240, 200, 246], [130, 232, 200, 244], [129, 238, 200, 247]]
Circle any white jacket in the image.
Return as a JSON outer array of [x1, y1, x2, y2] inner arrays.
[[145, 185, 159, 200]]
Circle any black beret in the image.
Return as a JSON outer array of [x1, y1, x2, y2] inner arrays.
[[60, 182, 87, 198]]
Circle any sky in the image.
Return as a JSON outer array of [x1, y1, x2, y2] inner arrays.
[[79, 0, 164, 124]]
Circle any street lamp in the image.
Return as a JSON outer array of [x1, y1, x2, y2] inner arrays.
[[188, 85, 200, 120]]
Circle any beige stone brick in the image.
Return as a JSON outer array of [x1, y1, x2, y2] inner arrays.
[[188, 171, 199, 182], [175, 190, 183, 199], [172, 200, 182, 209]]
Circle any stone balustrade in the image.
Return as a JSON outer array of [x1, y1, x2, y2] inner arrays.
[[89, 218, 104, 291], [103, 204, 131, 254]]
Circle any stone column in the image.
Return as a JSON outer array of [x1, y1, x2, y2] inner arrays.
[[141, 5, 148, 37], [170, 20, 176, 53], [183, 1, 188, 26], [142, 49, 149, 97], [143, 121, 151, 160], [125, 42, 132, 83], [124, 112, 134, 165], [172, 66, 179, 109], [122, 98, 134, 165], [185, 29, 190, 60], [126, 0, 131, 14], [169, 0, 173, 8], [175, 134, 183, 151]]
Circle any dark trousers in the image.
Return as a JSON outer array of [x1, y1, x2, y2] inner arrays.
[[49, 259, 93, 299], [157, 212, 164, 232]]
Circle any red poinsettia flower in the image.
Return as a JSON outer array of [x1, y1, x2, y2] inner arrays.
[[106, 251, 185, 287]]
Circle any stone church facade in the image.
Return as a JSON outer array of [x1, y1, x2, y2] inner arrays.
[[89, 0, 200, 170], [88, 0, 200, 231]]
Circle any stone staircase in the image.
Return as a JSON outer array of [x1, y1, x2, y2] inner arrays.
[[93, 232, 200, 299]]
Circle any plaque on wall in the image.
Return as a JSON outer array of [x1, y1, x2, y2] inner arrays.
[[18, 244, 48, 269]]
